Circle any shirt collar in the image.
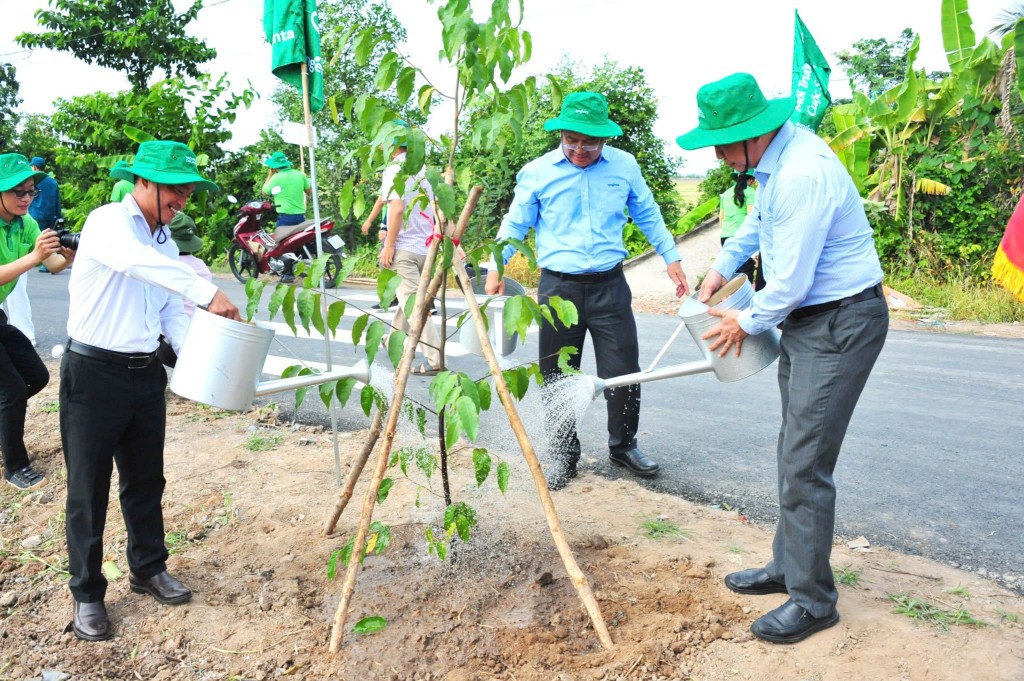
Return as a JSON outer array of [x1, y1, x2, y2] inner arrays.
[[549, 145, 609, 169], [755, 120, 796, 178]]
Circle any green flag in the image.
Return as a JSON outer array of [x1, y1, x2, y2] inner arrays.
[[791, 10, 831, 131], [263, 0, 324, 113]]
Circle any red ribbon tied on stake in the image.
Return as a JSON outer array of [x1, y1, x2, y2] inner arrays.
[[425, 233, 459, 248]]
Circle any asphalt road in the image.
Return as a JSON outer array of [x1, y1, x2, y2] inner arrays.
[[22, 268, 1024, 594]]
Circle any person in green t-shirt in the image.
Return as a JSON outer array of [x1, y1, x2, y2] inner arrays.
[[261, 151, 311, 226], [109, 161, 135, 203], [718, 169, 764, 290], [0, 153, 75, 490]]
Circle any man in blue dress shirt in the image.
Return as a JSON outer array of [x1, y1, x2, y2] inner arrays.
[[486, 92, 688, 490], [679, 73, 888, 644]]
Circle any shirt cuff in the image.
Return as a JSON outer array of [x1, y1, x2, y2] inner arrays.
[[184, 277, 219, 307]]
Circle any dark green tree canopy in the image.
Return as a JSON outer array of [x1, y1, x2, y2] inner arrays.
[[0, 64, 21, 147], [836, 28, 947, 96], [16, 0, 217, 93]]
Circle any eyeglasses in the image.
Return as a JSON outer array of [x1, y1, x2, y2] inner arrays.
[[562, 140, 603, 152], [7, 188, 40, 200]]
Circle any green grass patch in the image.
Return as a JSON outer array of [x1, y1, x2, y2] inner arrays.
[[639, 516, 691, 541], [888, 592, 987, 630], [673, 177, 703, 207], [40, 401, 60, 414], [885, 273, 1024, 323], [245, 431, 284, 452], [947, 584, 971, 598], [832, 565, 863, 587], [996, 608, 1020, 624]]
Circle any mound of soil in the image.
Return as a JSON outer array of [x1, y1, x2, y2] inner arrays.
[[2, 362, 1022, 680]]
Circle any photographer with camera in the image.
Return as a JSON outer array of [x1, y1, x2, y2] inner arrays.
[[0, 154, 75, 491]]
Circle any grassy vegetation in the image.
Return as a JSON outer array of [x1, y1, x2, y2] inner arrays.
[[832, 565, 863, 587], [639, 516, 691, 541], [886, 272, 1024, 323], [888, 592, 987, 630], [673, 177, 703, 207], [245, 431, 284, 452]]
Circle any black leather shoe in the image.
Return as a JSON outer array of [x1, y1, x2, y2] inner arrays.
[[750, 599, 839, 643], [73, 601, 112, 641], [724, 568, 788, 595], [129, 571, 192, 605], [609, 448, 660, 477], [545, 459, 578, 491]]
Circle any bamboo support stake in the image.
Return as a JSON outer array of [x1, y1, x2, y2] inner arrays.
[[322, 408, 384, 536], [450, 257, 615, 650], [327, 188, 481, 652]]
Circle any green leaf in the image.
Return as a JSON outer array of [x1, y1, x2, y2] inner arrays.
[[415, 447, 436, 479], [365, 320, 386, 363], [351, 313, 369, 346], [387, 331, 406, 368], [369, 521, 391, 555], [377, 478, 394, 504], [458, 374, 480, 408], [375, 52, 398, 91], [444, 502, 477, 542], [335, 377, 356, 406], [396, 67, 416, 105], [327, 547, 343, 579], [417, 85, 435, 115], [327, 300, 347, 337], [338, 177, 355, 219], [319, 380, 335, 409], [268, 283, 288, 320], [503, 367, 527, 400], [472, 448, 491, 486], [434, 183, 457, 222], [101, 560, 123, 580], [557, 345, 580, 375], [546, 296, 578, 328], [360, 385, 374, 417], [456, 395, 479, 441], [312, 296, 325, 337], [476, 379, 492, 411], [444, 408, 462, 450], [297, 288, 315, 333], [353, 616, 388, 634], [244, 278, 266, 322], [281, 285, 297, 335], [354, 29, 375, 67], [377, 269, 401, 309], [402, 130, 426, 175], [496, 461, 510, 494]]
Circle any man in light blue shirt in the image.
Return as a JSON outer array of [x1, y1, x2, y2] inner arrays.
[[678, 73, 888, 644], [486, 91, 688, 490]]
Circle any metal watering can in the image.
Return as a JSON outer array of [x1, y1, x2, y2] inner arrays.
[[585, 276, 780, 398], [169, 309, 372, 411], [458, 275, 527, 358]]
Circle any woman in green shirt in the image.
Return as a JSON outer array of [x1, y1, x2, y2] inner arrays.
[[0, 153, 74, 490], [718, 170, 764, 289]]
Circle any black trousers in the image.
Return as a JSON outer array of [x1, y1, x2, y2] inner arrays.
[[0, 309, 49, 477], [538, 269, 640, 459], [60, 350, 169, 603], [721, 237, 766, 291]]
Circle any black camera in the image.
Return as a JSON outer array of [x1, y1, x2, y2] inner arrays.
[[53, 219, 80, 250]]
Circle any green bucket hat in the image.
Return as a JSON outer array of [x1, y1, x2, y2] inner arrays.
[[676, 73, 795, 150], [544, 92, 623, 138], [110, 141, 219, 192], [168, 212, 203, 253], [0, 153, 47, 192], [263, 151, 292, 169], [109, 159, 131, 178]]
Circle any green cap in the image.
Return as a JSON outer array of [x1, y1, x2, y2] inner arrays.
[[543, 92, 623, 138], [677, 73, 795, 150], [263, 151, 292, 169], [168, 212, 203, 253], [109, 159, 131, 178], [110, 141, 219, 192], [0, 153, 47, 192]]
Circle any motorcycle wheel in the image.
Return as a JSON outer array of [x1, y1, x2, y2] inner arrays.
[[323, 254, 342, 289], [228, 244, 258, 283]]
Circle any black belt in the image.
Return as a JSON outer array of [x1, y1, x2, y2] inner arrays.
[[542, 263, 623, 284], [67, 339, 157, 369], [788, 283, 884, 321]]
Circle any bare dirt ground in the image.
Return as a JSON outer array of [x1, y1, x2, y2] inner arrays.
[[2, 354, 1023, 681]]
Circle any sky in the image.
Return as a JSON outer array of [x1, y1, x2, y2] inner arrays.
[[0, 0, 1011, 175]]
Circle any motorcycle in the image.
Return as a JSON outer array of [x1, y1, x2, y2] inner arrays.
[[225, 195, 345, 287]]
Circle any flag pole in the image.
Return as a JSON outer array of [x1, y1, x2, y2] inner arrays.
[[301, 61, 344, 486]]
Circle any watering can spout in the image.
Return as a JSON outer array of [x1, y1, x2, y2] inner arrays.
[[253, 358, 372, 398], [586, 360, 714, 399]]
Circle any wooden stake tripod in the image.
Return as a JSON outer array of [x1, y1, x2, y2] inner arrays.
[[326, 186, 612, 652]]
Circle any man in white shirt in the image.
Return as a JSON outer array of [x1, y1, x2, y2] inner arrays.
[[377, 130, 442, 374], [60, 140, 240, 642]]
